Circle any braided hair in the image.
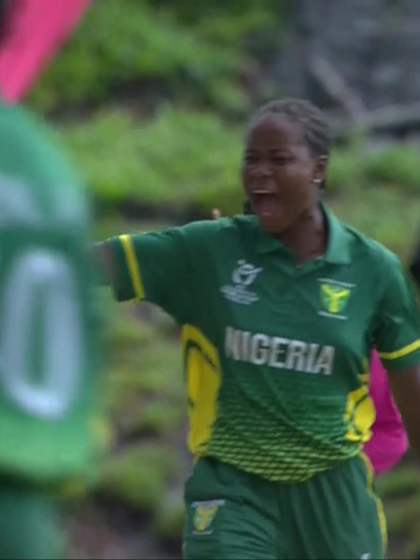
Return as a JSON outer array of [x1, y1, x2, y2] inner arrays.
[[249, 98, 331, 159], [243, 98, 331, 214]]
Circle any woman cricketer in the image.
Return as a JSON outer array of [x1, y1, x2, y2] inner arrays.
[[95, 98, 420, 559]]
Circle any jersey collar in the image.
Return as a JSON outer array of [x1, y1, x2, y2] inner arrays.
[[255, 203, 351, 265]]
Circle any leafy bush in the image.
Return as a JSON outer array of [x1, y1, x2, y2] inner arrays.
[[326, 142, 419, 256], [153, 489, 186, 541], [329, 143, 420, 193], [98, 444, 180, 512], [377, 461, 420, 559], [377, 463, 420, 499], [151, 0, 288, 57], [328, 185, 419, 258], [28, 0, 286, 114], [365, 145, 420, 193], [61, 107, 244, 215], [328, 144, 368, 192]]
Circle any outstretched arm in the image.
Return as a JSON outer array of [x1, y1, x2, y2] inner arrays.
[[388, 365, 420, 457], [89, 229, 195, 323]]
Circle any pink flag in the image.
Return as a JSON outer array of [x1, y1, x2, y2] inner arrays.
[[0, 0, 91, 103]]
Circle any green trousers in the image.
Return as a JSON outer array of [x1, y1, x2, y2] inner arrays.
[[183, 455, 386, 560], [0, 478, 65, 559]]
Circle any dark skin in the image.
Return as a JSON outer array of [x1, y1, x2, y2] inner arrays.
[[95, 112, 420, 457], [389, 371, 420, 457], [410, 242, 420, 285], [242, 115, 327, 264]]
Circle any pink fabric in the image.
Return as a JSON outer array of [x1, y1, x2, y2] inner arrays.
[[0, 0, 91, 103], [363, 351, 409, 475]]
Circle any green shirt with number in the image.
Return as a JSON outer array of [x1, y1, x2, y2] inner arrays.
[[108, 207, 420, 482], [0, 101, 102, 483]]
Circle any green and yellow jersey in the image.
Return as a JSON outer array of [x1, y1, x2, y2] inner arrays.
[[108, 207, 420, 482], [0, 101, 101, 483]]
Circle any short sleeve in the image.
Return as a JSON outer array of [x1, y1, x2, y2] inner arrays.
[[107, 227, 193, 324], [373, 254, 420, 371]]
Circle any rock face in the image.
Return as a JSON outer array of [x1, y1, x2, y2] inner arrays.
[[275, 0, 420, 115]]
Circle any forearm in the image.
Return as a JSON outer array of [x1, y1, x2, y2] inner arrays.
[[389, 367, 420, 457]]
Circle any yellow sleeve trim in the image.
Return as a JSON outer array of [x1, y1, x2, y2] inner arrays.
[[119, 234, 145, 300], [379, 339, 420, 360]]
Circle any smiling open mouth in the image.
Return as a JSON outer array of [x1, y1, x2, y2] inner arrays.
[[251, 190, 279, 216]]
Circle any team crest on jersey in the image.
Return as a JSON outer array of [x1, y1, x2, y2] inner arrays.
[[221, 260, 262, 304], [318, 278, 354, 320], [192, 500, 224, 535]]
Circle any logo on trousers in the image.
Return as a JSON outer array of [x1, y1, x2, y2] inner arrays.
[[192, 499, 225, 535]]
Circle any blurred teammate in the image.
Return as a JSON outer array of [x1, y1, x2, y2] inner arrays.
[[0, 100, 100, 558]]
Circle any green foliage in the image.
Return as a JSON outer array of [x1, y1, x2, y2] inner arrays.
[[98, 444, 180, 512], [326, 142, 420, 257], [153, 489, 186, 540], [28, 0, 287, 114], [61, 108, 244, 215], [329, 142, 420, 193], [365, 145, 420, 192], [377, 463, 420, 499], [328, 145, 368, 191], [327, 185, 419, 258], [151, 0, 287, 56], [96, 303, 187, 530], [376, 461, 420, 559], [138, 400, 184, 436], [103, 305, 184, 437]]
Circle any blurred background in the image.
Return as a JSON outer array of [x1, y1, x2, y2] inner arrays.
[[4, 0, 420, 558]]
